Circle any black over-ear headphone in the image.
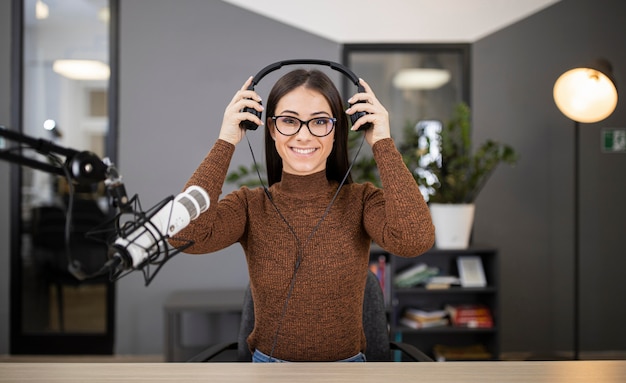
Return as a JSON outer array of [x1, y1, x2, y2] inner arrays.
[[239, 59, 372, 132]]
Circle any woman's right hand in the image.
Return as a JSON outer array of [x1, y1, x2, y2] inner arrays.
[[218, 76, 264, 145]]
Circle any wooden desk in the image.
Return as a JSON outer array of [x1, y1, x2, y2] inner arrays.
[[1, 361, 625, 382], [163, 289, 246, 362]]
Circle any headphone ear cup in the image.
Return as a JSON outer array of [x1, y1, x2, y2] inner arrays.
[[349, 100, 372, 131], [239, 103, 263, 131]]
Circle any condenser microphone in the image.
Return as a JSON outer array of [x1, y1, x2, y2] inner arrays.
[[109, 185, 209, 271]]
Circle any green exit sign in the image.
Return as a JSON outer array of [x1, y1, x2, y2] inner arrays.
[[602, 128, 626, 153]]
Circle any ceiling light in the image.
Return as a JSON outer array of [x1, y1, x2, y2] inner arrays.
[[98, 7, 110, 23], [393, 68, 451, 90], [52, 59, 110, 81], [35, 0, 49, 20]]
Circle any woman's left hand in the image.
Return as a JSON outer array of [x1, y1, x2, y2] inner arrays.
[[345, 79, 391, 146]]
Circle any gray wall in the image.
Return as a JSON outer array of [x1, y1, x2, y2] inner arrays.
[[473, 0, 626, 355], [1, 0, 625, 357], [0, 0, 12, 356]]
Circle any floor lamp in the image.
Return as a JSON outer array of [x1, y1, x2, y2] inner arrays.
[[553, 59, 618, 360]]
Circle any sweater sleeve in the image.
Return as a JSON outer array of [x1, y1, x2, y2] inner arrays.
[[363, 138, 435, 257], [171, 139, 248, 254]]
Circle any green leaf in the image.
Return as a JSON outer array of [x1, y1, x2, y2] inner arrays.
[[400, 102, 518, 203]]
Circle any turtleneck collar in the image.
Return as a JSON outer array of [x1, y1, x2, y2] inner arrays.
[[272, 169, 333, 198]]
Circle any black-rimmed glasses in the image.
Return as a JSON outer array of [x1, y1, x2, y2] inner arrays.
[[271, 116, 336, 137]]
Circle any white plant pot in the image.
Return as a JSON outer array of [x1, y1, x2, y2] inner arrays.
[[429, 203, 475, 249]]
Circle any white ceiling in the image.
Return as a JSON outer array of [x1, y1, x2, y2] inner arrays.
[[222, 0, 560, 43]]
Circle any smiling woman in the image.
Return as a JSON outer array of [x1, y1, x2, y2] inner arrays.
[[269, 86, 336, 176], [171, 62, 435, 362], [10, 0, 119, 355]]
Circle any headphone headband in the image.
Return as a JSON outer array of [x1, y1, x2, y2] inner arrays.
[[241, 59, 370, 131], [248, 59, 365, 92]]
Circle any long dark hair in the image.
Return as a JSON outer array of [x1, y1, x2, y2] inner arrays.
[[264, 69, 352, 186]]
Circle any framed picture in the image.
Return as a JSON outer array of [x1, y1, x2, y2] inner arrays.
[[457, 256, 487, 287]]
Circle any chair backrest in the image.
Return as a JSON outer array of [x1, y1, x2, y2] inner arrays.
[[234, 270, 393, 361], [362, 270, 393, 361], [236, 287, 255, 361]]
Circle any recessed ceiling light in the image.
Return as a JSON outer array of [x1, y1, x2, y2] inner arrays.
[[52, 59, 110, 81], [393, 68, 451, 90]]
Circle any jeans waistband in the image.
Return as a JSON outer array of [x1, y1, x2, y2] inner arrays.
[[252, 349, 366, 363]]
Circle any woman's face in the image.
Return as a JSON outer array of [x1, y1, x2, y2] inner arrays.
[[270, 86, 335, 176]]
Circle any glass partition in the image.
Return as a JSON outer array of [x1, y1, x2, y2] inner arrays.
[[342, 44, 470, 188], [11, 0, 118, 354], [343, 44, 470, 139]]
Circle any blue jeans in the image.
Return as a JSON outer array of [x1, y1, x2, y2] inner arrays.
[[252, 349, 366, 363]]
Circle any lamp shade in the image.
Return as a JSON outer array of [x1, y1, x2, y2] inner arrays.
[[553, 59, 618, 123]]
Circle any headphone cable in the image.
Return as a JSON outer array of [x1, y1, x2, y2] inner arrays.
[[245, 132, 366, 360]]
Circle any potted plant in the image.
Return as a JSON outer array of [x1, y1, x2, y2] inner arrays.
[[399, 102, 518, 249], [226, 163, 266, 187]]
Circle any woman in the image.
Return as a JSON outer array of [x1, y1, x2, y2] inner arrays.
[[175, 69, 435, 362]]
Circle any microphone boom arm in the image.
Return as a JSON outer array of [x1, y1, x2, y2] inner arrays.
[[0, 125, 200, 286], [1, 125, 200, 286], [0, 126, 131, 211]]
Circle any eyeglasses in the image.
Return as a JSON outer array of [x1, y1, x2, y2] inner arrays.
[[271, 116, 336, 137]]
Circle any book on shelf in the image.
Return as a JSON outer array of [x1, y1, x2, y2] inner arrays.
[[425, 275, 462, 290], [369, 254, 391, 305], [400, 316, 448, 329], [393, 263, 439, 288], [400, 307, 449, 329], [404, 307, 447, 321], [445, 303, 494, 328], [433, 344, 493, 361]]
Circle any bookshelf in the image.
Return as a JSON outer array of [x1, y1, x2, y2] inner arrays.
[[370, 246, 499, 361]]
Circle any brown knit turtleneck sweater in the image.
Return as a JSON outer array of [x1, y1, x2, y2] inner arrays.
[[176, 138, 434, 361]]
